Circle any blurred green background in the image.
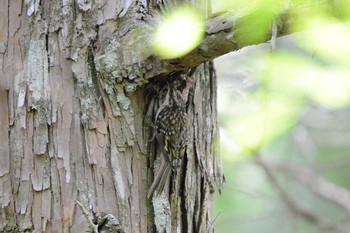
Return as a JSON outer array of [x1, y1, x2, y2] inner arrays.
[[213, 34, 350, 233]]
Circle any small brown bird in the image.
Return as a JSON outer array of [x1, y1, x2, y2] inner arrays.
[[148, 85, 187, 198]]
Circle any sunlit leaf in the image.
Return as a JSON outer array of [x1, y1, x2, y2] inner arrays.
[[234, 7, 277, 47], [306, 68, 350, 108], [229, 94, 303, 153], [152, 6, 205, 59], [299, 19, 350, 66], [213, 0, 288, 12], [260, 52, 350, 109], [212, 0, 255, 12]]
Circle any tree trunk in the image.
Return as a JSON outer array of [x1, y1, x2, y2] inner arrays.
[[0, 0, 223, 232]]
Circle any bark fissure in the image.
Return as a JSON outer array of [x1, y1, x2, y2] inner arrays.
[[1, 1, 224, 232], [180, 155, 188, 233]]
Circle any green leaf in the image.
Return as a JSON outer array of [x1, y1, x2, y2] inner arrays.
[[152, 6, 205, 59]]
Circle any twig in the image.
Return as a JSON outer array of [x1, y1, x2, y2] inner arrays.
[[277, 160, 350, 214], [257, 154, 350, 232], [256, 153, 320, 223], [207, 210, 221, 233], [76, 200, 98, 233]]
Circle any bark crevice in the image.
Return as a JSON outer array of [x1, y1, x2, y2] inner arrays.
[[1, 1, 223, 232]]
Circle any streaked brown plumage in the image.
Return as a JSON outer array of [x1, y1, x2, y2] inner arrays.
[[148, 85, 187, 198]]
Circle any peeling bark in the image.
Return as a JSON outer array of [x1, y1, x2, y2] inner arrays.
[[0, 0, 223, 232], [144, 62, 222, 233]]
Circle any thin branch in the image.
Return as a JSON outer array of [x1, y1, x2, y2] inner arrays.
[[258, 154, 350, 215], [96, 3, 325, 82], [256, 153, 322, 224], [76, 200, 98, 233], [256, 153, 349, 232], [207, 210, 221, 233], [284, 163, 350, 214]]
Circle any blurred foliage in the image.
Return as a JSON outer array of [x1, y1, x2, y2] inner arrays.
[[151, 5, 204, 58], [211, 0, 350, 154], [152, 0, 350, 59], [214, 26, 350, 233], [212, 1, 350, 232]]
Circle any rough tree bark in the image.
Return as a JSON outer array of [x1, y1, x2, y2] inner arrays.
[[0, 0, 225, 232], [0, 0, 322, 231]]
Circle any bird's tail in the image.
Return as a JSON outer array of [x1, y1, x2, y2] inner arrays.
[[148, 158, 171, 198]]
